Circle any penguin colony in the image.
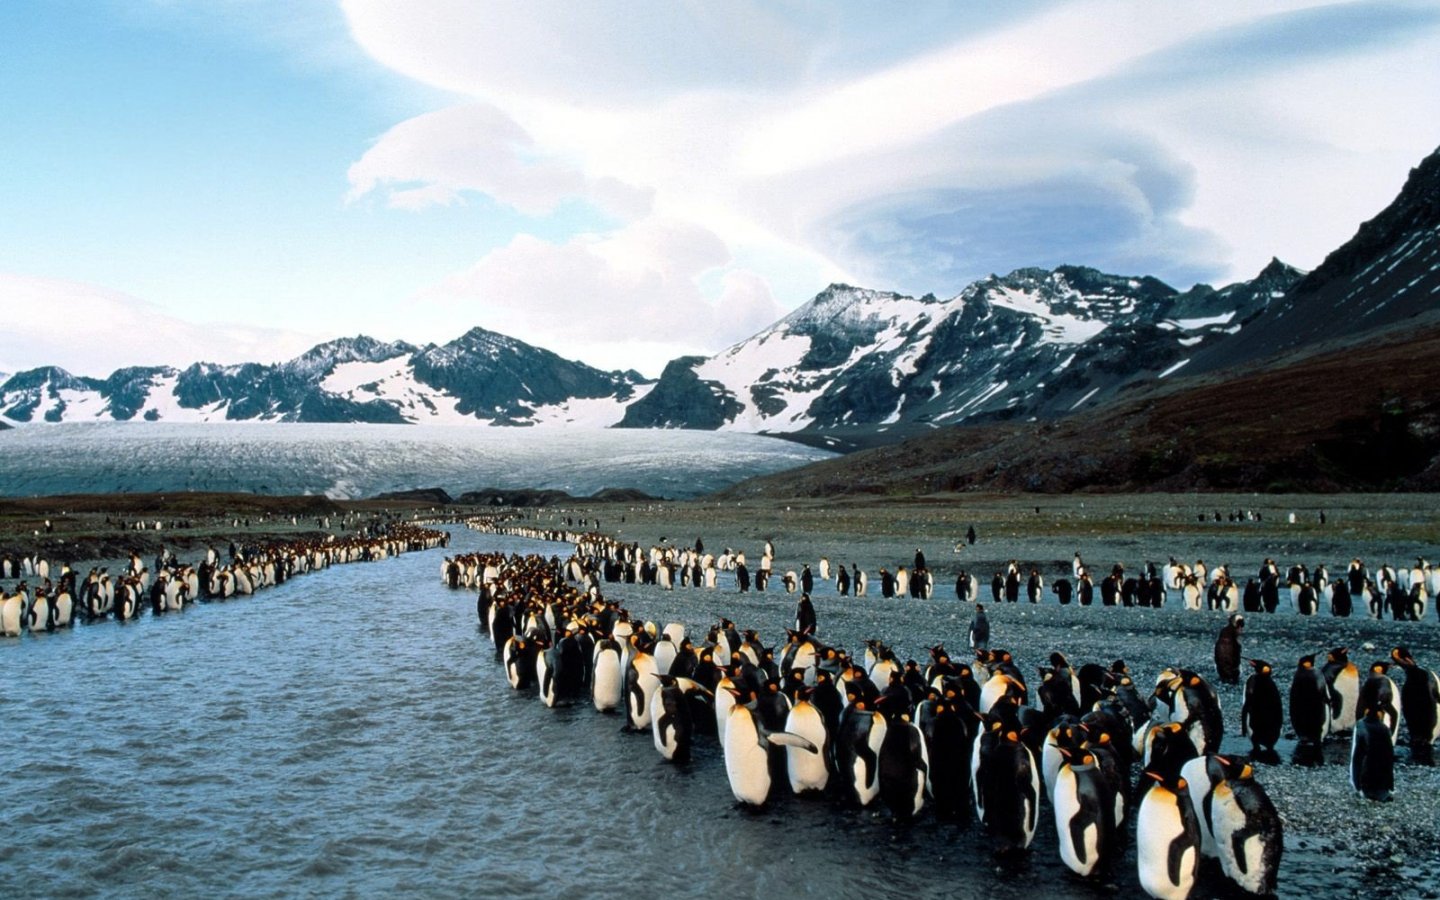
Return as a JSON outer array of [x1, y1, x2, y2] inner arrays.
[[463, 519, 1440, 622], [0, 524, 449, 637], [459, 546, 1440, 900]]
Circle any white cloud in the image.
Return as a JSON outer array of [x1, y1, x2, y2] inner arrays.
[[346, 102, 652, 218], [338, 0, 1440, 345], [0, 273, 323, 379], [411, 217, 786, 376]]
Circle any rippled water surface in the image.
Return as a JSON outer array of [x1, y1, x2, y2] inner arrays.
[[6, 528, 1345, 899]]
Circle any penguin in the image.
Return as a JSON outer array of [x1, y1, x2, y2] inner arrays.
[[783, 697, 831, 794], [591, 636, 624, 713], [1213, 614, 1242, 685], [1042, 716, 1084, 804], [723, 700, 816, 807], [918, 694, 976, 820], [1322, 647, 1360, 734], [877, 715, 929, 820], [1179, 755, 1227, 859], [1155, 668, 1223, 756], [624, 649, 660, 731], [1391, 646, 1440, 765], [503, 635, 536, 690], [651, 675, 709, 763], [972, 722, 1041, 852], [835, 701, 887, 807], [1053, 748, 1118, 880], [1143, 722, 1198, 782], [1136, 771, 1201, 900], [1207, 758, 1284, 896], [794, 592, 816, 636], [969, 604, 989, 652], [1240, 659, 1283, 764], [1350, 708, 1395, 802], [1288, 654, 1332, 748], [1356, 661, 1401, 745], [0, 590, 23, 636]]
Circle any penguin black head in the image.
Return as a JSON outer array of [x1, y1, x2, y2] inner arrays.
[[1369, 661, 1392, 675], [1248, 659, 1273, 675]]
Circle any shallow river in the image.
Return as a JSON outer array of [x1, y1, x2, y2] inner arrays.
[[4, 527, 1347, 898]]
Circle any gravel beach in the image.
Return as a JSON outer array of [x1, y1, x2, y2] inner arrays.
[[464, 491, 1440, 898]]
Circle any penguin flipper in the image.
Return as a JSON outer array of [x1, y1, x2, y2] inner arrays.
[[763, 730, 819, 754]]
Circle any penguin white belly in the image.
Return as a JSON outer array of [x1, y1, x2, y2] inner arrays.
[[713, 682, 736, 743], [1041, 738, 1066, 803], [1137, 790, 1195, 900], [591, 650, 623, 713], [1209, 783, 1263, 894], [650, 690, 678, 759], [723, 707, 772, 806], [1180, 758, 1217, 857], [854, 714, 887, 807], [1332, 671, 1359, 732], [784, 702, 829, 794], [29, 597, 51, 632], [1, 596, 21, 636], [1053, 767, 1099, 876], [53, 593, 73, 627]]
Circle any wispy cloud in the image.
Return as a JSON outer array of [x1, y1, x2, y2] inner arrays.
[[339, 0, 1440, 375], [0, 274, 322, 379]]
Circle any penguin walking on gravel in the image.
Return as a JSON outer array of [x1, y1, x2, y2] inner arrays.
[[1240, 659, 1283, 765], [968, 604, 989, 652], [1213, 614, 1243, 685], [1350, 707, 1395, 802], [1289, 654, 1333, 752], [1391, 646, 1440, 765], [1322, 647, 1360, 734], [1356, 661, 1401, 746]]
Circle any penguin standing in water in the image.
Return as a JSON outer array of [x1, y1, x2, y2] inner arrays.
[[1136, 771, 1201, 900], [919, 693, 976, 820], [877, 714, 929, 820], [1350, 707, 1395, 801], [723, 699, 816, 807], [1240, 659, 1283, 764], [783, 696, 831, 794], [1391, 646, 1440, 765], [1213, 614, 1243, 685], [591, 636, 624, 713], [1052, 748, 1119, 880], [836, 701, 887, 807], [650, 675, 709, 763]]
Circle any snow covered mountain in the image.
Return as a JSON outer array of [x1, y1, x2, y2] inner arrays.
[[618, 262, 1299, 433], [5, 144, 1436, 439], [0, 331, 650, 427]]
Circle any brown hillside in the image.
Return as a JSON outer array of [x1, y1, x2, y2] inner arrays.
[[721, 323, 1440, 497]]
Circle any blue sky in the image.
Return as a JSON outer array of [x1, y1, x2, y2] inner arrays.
[[3, 1, 1439, 378]]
